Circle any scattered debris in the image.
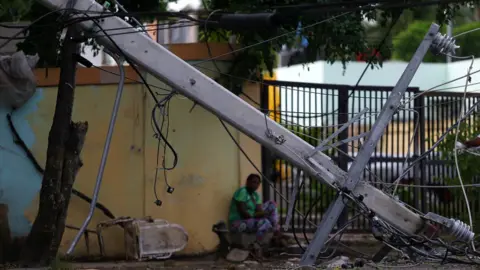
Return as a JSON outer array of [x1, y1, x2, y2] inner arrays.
[[325, 256, 351, 268], [97, 217, 188, 261], [226, 248, 250, 262]]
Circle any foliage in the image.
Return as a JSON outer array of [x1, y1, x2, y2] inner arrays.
[[2, 0, 174, 67], [436, 116, 480, 231], [200, 0, 479, 88], [392, 21, 446, 63], [453, 22, 480, 57], [15, 2, 61, 68], [4, 0, 478, 73], [202, 0, 378, 85], [367, 4, 477, 43], [0, 0, 34, 21], [392, 20, 480, 62]]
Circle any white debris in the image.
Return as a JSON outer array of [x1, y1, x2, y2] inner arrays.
[[0, 51, 39, 109], [326, 255, 351, 268]]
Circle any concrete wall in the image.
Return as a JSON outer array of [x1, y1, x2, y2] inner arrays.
[[0, 91, 43, 237], [0, 43, 262, 257]]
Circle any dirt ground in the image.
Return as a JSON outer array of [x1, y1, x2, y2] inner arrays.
[[6, 240, 480, 269], [65, 260, 480, 270], [5, 256, 479, 269], [61, 246, 480, 270]]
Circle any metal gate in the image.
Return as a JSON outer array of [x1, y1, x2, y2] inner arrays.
[[260, 80, 480, 233]]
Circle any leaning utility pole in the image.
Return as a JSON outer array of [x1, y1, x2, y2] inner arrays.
[[20, 26, 88, 267], [300, 23, 439, 265], [36, 0, 472, 265]]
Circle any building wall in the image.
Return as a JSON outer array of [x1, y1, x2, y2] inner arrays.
[[142, 75, 242, 255], [0, 43, 262, 257], [275, 58, 479, 93]]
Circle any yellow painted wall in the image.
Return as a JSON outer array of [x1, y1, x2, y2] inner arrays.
[[25, 83, 146, 256], [23, 44, 263, 257], [142, 75, 241, 254]]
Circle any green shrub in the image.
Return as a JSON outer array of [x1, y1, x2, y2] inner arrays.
[[392, 21, 445, 62], [392, 21, 480, 62], [453, 22, 480, 58], [436, 117, 480, 232]]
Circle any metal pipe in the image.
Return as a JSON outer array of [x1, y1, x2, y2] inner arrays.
[[66, 52, 126, 255]]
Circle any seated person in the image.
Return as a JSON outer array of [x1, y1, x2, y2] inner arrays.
[[228, 173, 279, 243]]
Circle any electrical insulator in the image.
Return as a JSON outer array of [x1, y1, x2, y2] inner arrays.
[[424, 212, 474, 243], [448, 218, 475, 243], [430, 33, 460, 56]]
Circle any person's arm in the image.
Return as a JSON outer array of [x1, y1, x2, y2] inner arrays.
[[254, 204, 265, 218], [236, 201, 253, 219], [234, 189, 253, 219], [254, 193, 265, 218]]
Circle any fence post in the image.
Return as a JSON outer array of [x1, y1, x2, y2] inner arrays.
[[336, 86, 350, 229], [413, 89, 426, 213], [260, 82, 273, 201]]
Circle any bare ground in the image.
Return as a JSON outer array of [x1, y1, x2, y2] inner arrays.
[[5, 237, 479, 269], [62, 260, 480, 270]]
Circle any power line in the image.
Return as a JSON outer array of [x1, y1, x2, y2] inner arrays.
[[193, 12, 353, 66], [0, 8, 76, 51], [34, 2, 480, 262], [276, 0, 475, 16], [91, 62, 480, 122]]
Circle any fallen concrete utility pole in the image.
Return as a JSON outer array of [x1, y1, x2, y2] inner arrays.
[[34, 0, 472, 263]]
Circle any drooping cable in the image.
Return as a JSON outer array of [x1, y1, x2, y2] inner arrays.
[[452, 55, 475, 244], [79, 12, 179, 206], [0, 8, 75, 51], [286, 11, 402, 246], [392, 96, 480, 187], [87, 12, 178, 162], [65, 3, 480, 254], [218, 118, 318, 227], [152, 92, 176, 205], [6, 106, 116, 220], [292, 181, 306, 252], [346, 10, 403, 100], [193, 12, 352, 66]]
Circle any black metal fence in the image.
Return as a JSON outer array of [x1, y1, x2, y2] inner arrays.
[[260, 80, 480, 233]]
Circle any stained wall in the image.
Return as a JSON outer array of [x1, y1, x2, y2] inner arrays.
[[0, 43, 262, 257]]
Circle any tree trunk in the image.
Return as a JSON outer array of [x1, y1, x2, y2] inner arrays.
[[52, 121, 88, 253], [19, 26, 85, 267], [0, 204, 11, 264]]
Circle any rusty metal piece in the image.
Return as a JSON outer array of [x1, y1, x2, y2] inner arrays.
[[65, 224, 97, 256], [96, 216, 134, 257]]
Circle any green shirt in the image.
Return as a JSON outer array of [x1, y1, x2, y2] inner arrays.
[[228, 187, 261, 222]]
